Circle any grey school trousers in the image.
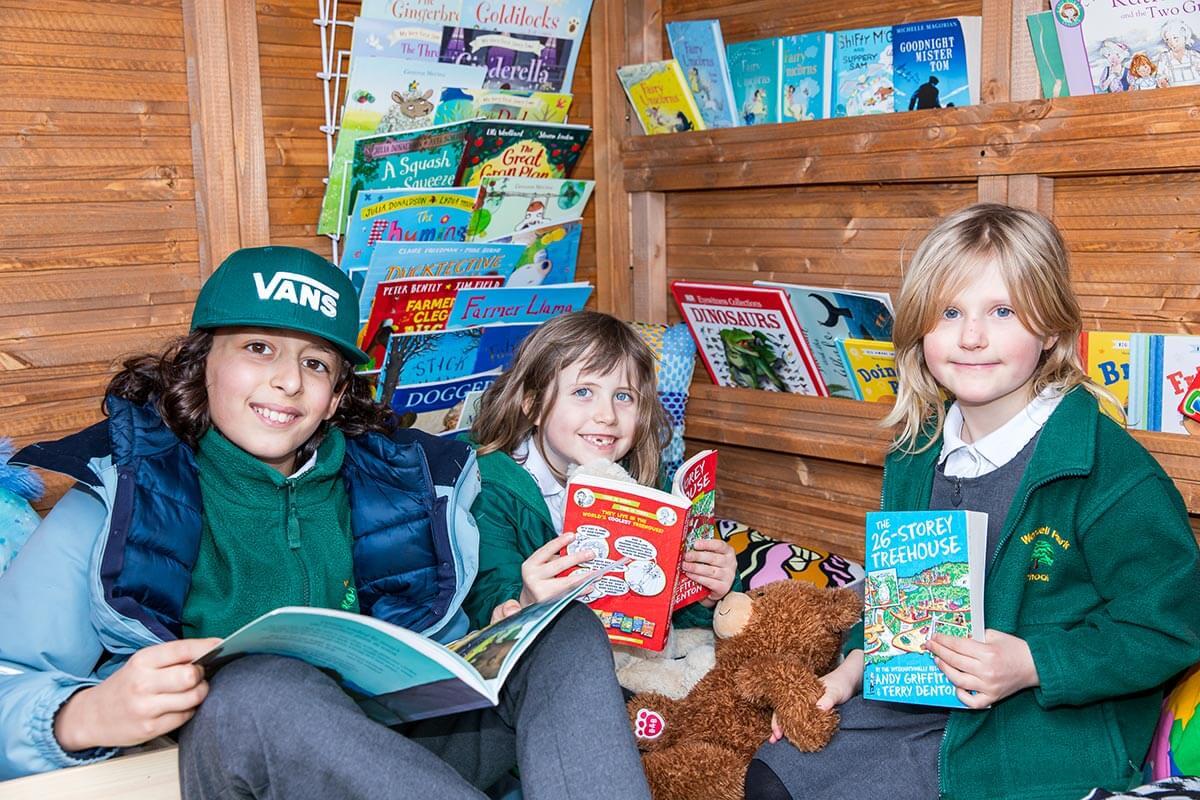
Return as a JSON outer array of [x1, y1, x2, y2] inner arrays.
[[178, 603, 650, 800]]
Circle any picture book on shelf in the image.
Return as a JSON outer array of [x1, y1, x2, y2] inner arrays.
[[433, 87, 573, 124], [444, 282, 592, 328], [485, 218, 583, 287], [616, 60, 706, 135], [863, 509, 987, 709], [779, 31, 833, 121], [559, 449, 719, 651], [197, 566, 608, 726], [832, 25, 894, 117], [340, 187, 479, 274], [1026, 10, 1070, 98], [837, 339, 897, 403], [455, 120, 591, 185], [388, 370, 502, 435], [349, 16, 443, 64], [891, 16, 982, 111], [665, 19, 739, 129], [438, 26, 574, 92], [1079, 330, 1130, 420], [671, 281, 826, 396], [1148, 334, 1200, 434], [376, 323, 538, 400], [726, 37, 782, 125], [465, 175, 593, 241], [317, 57, 486, 235], [753, 281, 894, 399]]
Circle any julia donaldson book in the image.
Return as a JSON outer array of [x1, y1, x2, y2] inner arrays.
[[444, 282, 592, 328], [837, 338, 898, 403], [832, 26, 894, 116], [376, 323, 538, 399], [389, 370, 502, 435], [726, 38, 782, 125], [558, 449, 718, 651], [433, 87, 573, 124], [891, 16, 982, 111], [665, 19, 739, 129], [439, 26, 573, 92], [455, 120, 591, 185], [465, 175, 593, 241], [862, 509, 987, 709], [779, 32, 833, 121], [486, 218, 583, 286], [671, 281, 827, 396], [616, 60, 706, 135], [340, 186, 479, 273]]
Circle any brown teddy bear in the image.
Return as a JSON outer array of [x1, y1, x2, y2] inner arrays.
[[627, 579, 862, 800]]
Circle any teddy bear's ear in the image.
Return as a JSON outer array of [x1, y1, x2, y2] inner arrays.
[[824, 587, 863, 632]]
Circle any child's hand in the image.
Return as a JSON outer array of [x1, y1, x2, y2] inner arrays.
[[925, 629, 1040, 708], [491, 599, 522, 624], [817, 648, 863, 712], [54, 638, 221, 751], [683, 538, 738, 605], [518, 532, 595, 607]]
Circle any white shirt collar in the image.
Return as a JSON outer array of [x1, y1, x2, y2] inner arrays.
[[514, 436, 566, 530], [938, 390, 1062, 479]]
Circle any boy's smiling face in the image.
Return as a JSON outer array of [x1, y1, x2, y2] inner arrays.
[[205, 327, 344, 474]]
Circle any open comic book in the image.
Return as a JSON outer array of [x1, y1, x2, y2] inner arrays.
[[557, 449, 718, 652], [196, 569, 608, 725]]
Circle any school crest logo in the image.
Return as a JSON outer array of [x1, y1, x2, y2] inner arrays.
[[253, 271, 339, 318], [1020, 525, 1070, 583]]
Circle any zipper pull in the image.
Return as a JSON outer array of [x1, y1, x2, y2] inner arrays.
[[284, 483, 301, 549], [952, 476, 963, 507]]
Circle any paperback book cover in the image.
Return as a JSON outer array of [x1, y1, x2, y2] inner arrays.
[[358, 275, 507, 369], [837, 339, 897, 403], [343, 121, 473, 231], [439, 26, 573, 92], [484, 218, 583, 287], [832, 26, 894, 117], [318, 57, 486, 234], [1079, 330, 1130, 419], [665, 19, 739, 129], [726, 38, 782, 125], [349, 16, 443, 64], [670, 281, 826, 396], [444, 282, 592, 328], [1148, 334, 1200, 434], [388, 370, 502, 435], [754, 281, 894, 399], [616, 60, 707, 135], [376, 323, 538, 400], [863, 509, 987, 709], [455, 120, 591, 185], [433, 87, 573, 124], [465, 176, 593, 241], [1027, 10, 1071, 98], [779, 31, 833, 121], [197, 569, 608, 726], [891, 16, 982, 111], [559, 449, 718, 651], [340, 187, 479, 273]]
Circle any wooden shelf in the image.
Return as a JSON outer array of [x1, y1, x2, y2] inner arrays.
[[622, 88, 1200, 192]]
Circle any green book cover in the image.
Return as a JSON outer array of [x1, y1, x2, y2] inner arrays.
[[1026, 11, 1070, 99]]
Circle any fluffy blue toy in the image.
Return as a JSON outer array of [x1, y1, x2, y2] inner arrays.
[[0, 438, 43, 576]]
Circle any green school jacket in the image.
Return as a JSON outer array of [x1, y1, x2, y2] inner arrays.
[[872, 388, 1200, 799]]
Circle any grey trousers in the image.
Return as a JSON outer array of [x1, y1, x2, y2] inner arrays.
[[179, 603, 650, 800]]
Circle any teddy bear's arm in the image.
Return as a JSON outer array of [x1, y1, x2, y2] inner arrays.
[[627, 692, 682, 751], [734, 657, 840, 751]]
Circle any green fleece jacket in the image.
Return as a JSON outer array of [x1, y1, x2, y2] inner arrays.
[[853, 388, 1200, 799], [463, 449, 722, 631]]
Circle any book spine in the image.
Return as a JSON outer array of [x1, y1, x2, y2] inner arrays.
[[821, 33, 834, 119], [1150, 334, 1165, 432], [1052, 12, 1095, 95], [836, 339, 865, 401]]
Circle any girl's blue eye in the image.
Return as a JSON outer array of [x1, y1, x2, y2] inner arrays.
[[572, 387, 591, 398], [995, 306, 1014, 319], [615, 391, 635, 404], [942, 308, 960, 320]]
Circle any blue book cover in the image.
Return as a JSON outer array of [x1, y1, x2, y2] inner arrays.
[[446, 283, 592, 328], [832, 26, 894, 117], [666, 20, 739, 129], [863, 510, 987, 709], [439, 26, 574, 92], [349, 16, 443, 64], [389, 371, 502, 436], [779, 32, 833, 121], [892, 17, 982, 112], [340, 187, 479, 274], [377, 323, 539, 395], [486, 218, 583, 286], [726, 38, 781, 125]]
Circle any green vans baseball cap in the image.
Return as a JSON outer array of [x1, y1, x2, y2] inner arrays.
[[191, 246, 369, 365]]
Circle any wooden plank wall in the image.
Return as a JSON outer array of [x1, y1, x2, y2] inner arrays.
[[0, 0, 200, 505]]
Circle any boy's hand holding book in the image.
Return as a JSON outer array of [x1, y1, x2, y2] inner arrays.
[[924, 629, 1040, 709]]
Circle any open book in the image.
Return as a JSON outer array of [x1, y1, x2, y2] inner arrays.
[[196, 569, 606, 725], [558, 449, 718, 651]]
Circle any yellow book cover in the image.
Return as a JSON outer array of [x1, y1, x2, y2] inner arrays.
[[836, 338, 897, 403], [1080, 331, 1130, 422], [616, 60, 707, 135]]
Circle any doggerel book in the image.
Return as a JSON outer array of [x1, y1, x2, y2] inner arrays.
[[559, 450, 719, 652], [862, 509, 987, 709], [196, 569, 607, 725]]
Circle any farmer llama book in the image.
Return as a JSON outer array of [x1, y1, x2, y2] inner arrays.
[[891, 16, 982, 111], [666, 19, 739, 129], [863, 510, 987, 709], [616, 60, 706, 135]]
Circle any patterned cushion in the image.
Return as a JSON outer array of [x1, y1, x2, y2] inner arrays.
[[1145, 664, 1200, 780], [717, 518, 865, 590], [630, 321, 697, 490]]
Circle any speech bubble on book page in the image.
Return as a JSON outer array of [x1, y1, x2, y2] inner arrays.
[[614, 536, 657, 561]]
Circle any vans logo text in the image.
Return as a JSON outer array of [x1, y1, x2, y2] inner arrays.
[[253, 271, 339, 318]]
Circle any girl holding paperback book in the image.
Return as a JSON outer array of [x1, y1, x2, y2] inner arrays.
[[0, 247, 650, 799], [463, 311, 738, 631], [745, 205, 1200, 800]]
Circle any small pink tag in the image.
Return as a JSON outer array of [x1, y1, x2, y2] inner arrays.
[[634, 708, 665, 740]]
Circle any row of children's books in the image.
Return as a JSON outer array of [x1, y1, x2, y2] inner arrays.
[[1081, 331, 1200, 436], [618, 15, 982, 135], [1027, 1, 1200, 100], [669, 280, 898, 403], [318, 0, 596, 235]]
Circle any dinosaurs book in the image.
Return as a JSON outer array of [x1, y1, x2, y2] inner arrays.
[[670, 281, 826, 396], [862, 510, 987, 709]]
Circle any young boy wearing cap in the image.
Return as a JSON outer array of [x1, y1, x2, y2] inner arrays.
[[0, 247, 650, 799]]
